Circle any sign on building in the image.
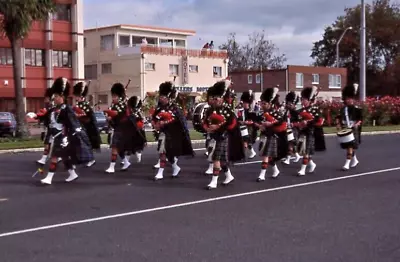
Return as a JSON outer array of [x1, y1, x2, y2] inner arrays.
[[182, 56, 188, 85]]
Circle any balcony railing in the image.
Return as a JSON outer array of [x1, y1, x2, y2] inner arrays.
[[116, 44, 228, 59]]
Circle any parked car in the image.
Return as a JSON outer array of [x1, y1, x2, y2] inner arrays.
[[94, 111, 108, 133], [0, 112, 17, 137]]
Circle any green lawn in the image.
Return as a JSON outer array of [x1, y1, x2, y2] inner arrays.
[[0, 126, 399, 150]]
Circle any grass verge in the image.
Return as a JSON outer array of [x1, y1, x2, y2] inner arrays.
[[0, 126, 400, 150]]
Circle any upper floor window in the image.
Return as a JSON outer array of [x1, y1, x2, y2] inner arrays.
[[189, 65, 198, 73], [169, 64, 179, 76], [118, 35, 130, 47], [25, 49, 44, 67], [329, 74, 341, 88], [213, 66, 222, 77], [0, 48, 13, 65], [100, 35, 115, 51], [85, 65, 98, 79], [248, 75, 253, 84], [256, 74, 261, 84], [296, 73, 304, 88], [53, 4, 71, 21], [312, 74, 320, 84], [101, 63, 112, 74], [145, 63, 155, 71], [53, 50, 71, 68]]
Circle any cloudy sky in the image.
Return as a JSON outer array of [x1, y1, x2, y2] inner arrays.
[[83, 0, 373, 65]]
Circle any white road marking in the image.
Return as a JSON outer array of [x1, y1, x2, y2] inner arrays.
[[1, 166, 399, 238], [234, 160, 262, 166], [0, 198, 8, 202], [193, 148, 205, 151]]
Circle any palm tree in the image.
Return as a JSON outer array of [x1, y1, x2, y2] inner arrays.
[[0, 0, 55, 138]]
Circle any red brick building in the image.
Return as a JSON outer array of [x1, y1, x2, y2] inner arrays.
[[231, 65, 348, 101], [0, 0, 84, 113]]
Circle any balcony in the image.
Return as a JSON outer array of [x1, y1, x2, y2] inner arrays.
[[116, 44, 228, 59]]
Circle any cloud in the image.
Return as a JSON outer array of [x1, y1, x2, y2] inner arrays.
[[83, 0, 374, 65]]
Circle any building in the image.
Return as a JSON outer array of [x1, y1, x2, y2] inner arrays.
[[83, 24, 229, 109], [0, 0, 84, 113], [230, 65, 348, 102]]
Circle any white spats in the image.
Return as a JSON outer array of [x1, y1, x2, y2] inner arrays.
[[351, 155, 359, 167], [41, 172, 55, 185], [205, 163, 213, 175], [257, 169, 266, 182], [57, 158, 62, 163], [207, 175, 218, 189], [222, 169, 234, 185], [342, 159, 351, 171], [293, 153, 301, 162], [36, 155, 47, 165], [121, 158, 131, 171], [298, 165, 307, 176], [136, 152, 142, 163], [248, 148, 256, 159], [65, 169, 78, 182], [308, 160, 316, 173], [155, 168, 164, 180], [272, 165, 280, 178], [172, 163, 181, 177], [86, 159, 96, 167], [105, 162, 116, 173], [154, 160, 160, 169]]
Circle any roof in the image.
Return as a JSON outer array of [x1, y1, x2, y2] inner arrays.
[[84, 24, 196, 36]]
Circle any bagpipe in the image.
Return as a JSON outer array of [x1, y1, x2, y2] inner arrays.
[[260, 111, 287, 133]]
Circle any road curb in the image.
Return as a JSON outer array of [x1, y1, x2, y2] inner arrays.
[[0, 130, 399, 154]]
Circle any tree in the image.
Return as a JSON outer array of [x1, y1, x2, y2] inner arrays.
[[219, 31, 287, 72], [0, 0, 55, 138], [310, 0, 400, 96]]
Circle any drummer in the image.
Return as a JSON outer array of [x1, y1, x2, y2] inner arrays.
[[335, 83, 362, 170]]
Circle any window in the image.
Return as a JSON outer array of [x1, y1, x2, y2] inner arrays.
[[101, 63, 112, 74], [52, 51, 71, 68], [145, 63, 155, 71], [84, 38, 87, 48], [329, 74, 341, 88], [97, 94, 108, 105], [312, 74, 319, 84], [53, 4, 71, 21], [296, 73, 304, 88], [256, 74, 261, 84], [25, 49, 44, 66], [189, 65, 198, 73], [119, 35, 130, 47], [169, 64, 179, 76], [100, 35, 115, 51], [213, 66, 222, 77], [85, 65, 97, 79], [248, 75, 253, 84], [0, 48, 13, 65]]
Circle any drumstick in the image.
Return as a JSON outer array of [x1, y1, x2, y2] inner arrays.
[[125, 79, 131, 89]]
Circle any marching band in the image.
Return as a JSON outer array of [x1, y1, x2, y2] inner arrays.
[[28, 77, 362, 190]]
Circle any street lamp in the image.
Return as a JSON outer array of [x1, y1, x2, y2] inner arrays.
[[336, 26, 352, 67], [360, 0, 366, 101]]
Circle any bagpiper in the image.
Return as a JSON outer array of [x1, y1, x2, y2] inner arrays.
[[237, 90, 257, 159], [297, 86, 326, 176], [104, 82, 130, 173], [254, 87, 288, 181], [125, 96, 147, 163], [35, 88, 56, 165], [203, 80, 244, 190], [72, 81, 102, 167], [335, 83, 362, 170], [282, 91, 301, 164], [152, 81, 194, 180], [40, 77, 94, 185]]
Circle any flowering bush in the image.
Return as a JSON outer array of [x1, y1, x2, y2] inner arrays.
[[316, 96, 400, 126]]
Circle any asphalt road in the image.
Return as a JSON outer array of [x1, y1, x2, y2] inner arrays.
[[1, 134, 400, 262]]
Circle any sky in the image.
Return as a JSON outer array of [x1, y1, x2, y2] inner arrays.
[[83, 0, 374, 66]]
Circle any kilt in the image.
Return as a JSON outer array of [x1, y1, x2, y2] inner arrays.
[[288, 127, 299, 147], [340, 127, 361, 149], [211, 137, 228, 162], [110, 129, 123, 148], [259, 135, 278, 158], [52, 134, 94, 164], [297, 129, 315, 155]]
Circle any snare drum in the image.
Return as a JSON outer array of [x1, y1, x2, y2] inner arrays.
[[287, 128, 295, 141], [337, 128, 355, 146], [192, 102, 210, 133], [240, 125, 249, 137]]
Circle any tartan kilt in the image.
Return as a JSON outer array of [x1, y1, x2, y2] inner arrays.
[[211, 137, 228, 162], [297, 129, 315, 155], [67, 134, 95, 164], [110, 129, 123, 148], [288, 127, 299, 147], [259, 135, 278, 158]]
